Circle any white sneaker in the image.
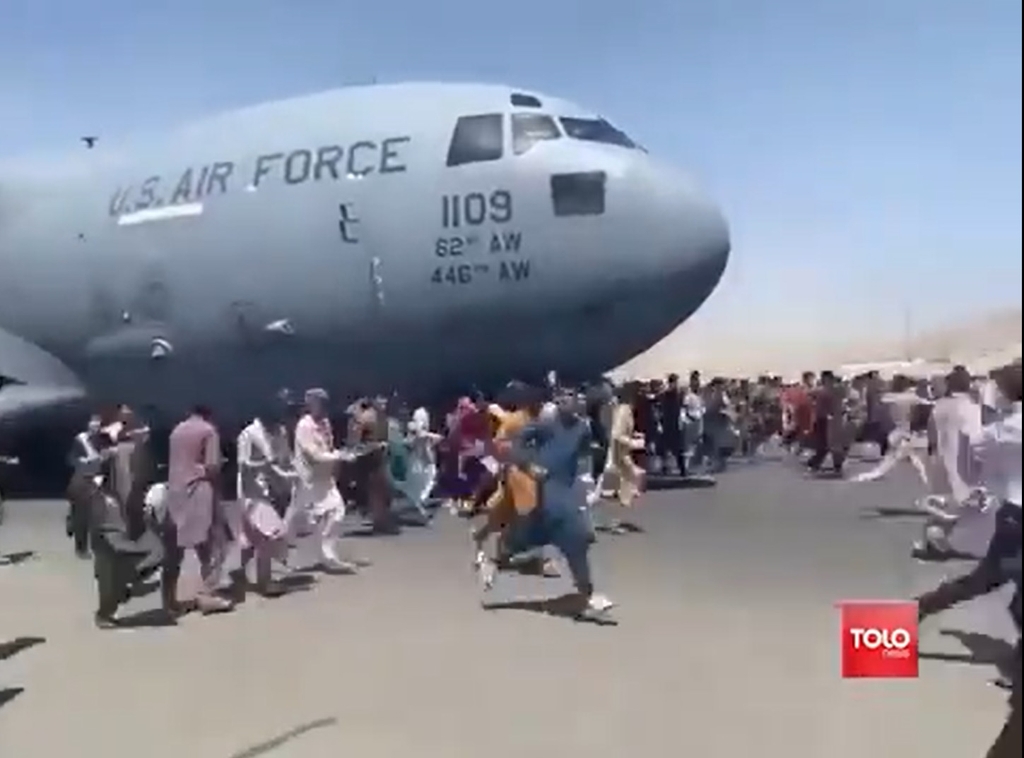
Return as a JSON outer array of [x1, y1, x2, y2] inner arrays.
[[321, 556, 358, 574], [918, 497, 958, 521], [477, 557, 496, 590], [586, 593, 615, 615], [850, 471, 878, 483]]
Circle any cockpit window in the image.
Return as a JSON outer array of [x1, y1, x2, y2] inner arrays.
[[446, 114, 504, 167], [559, 117, 636, 149], [551, 171, 606, 217], [512, 114, 561, 155], [510, 93, 542, 108]]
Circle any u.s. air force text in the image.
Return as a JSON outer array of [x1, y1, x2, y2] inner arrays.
[[108, 136, 411, 217]]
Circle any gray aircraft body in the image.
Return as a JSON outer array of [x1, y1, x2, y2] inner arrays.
[[0, 82, 729, 441]]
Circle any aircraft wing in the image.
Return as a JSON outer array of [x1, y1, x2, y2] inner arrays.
[[0, 325, 87, 430]]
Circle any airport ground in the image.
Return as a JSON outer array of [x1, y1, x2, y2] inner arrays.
[[0, 455, 1016, 758]]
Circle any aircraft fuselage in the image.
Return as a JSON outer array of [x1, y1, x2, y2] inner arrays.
[[0, 82, 730, 438]]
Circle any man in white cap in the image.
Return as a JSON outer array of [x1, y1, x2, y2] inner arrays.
[[287, 388, 359, 572]]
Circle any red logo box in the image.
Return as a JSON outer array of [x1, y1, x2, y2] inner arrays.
[[839, 600, 918, 678]]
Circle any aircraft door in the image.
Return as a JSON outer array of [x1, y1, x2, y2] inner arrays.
[[337, 199, 385, 318]]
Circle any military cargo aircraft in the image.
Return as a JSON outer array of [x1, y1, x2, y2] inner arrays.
[[0, 82, 730, 460]]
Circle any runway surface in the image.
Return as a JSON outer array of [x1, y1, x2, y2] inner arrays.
[[1, 454, 1017, 758]]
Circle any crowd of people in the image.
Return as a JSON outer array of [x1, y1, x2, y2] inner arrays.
[[0, 361, 1020, 755]]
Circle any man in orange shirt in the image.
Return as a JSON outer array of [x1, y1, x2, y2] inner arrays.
[[472, 383, 546, 588]]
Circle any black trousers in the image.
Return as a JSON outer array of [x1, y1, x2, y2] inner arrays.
[[657, 430, 686, 476], [987, 705, 1021, 758], [346, 453, 392, 525], [92, 536, 161, 617], [987, 640, 1021, 758], [917, 503, 1022, 619], [590, 442, 608, 480], [781, 428, 801, 449], [861, 421, 890, 457], [92, 543, 129, 617], [67, 500, 90, 555], [918, 503, 1021, 758], [806, 418, 846, 472]]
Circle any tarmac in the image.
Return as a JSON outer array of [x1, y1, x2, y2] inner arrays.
[[0, 451, 1017, 758]]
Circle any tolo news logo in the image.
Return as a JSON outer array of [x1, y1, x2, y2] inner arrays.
[[838, 600, 918, 678]]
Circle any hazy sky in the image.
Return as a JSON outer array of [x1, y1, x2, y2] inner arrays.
[[2, 0, 1020, 349]]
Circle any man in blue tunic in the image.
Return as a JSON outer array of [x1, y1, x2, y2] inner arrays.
[[499, 391, 615, 617]]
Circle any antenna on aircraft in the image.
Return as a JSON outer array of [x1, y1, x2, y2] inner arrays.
[[81, 136, 98, 149]]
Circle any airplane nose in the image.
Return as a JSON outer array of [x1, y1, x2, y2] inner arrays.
[[682, 193, 730, 282], [639, 163, 730, 300], [516, 151, 731, 378]]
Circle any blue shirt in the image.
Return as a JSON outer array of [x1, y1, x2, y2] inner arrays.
[[511, 416, 591, 510]]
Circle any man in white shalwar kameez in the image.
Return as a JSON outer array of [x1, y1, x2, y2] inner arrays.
[[682, 375, 705, 465], [286, 389, 358, 573], [589, 384, 645, 533], [851, 375, 930, 487], [404, 407, 440, 516], [979, 372, 1014, 423], [914, 370, 985, 558], [233, 412, 293, 597]]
